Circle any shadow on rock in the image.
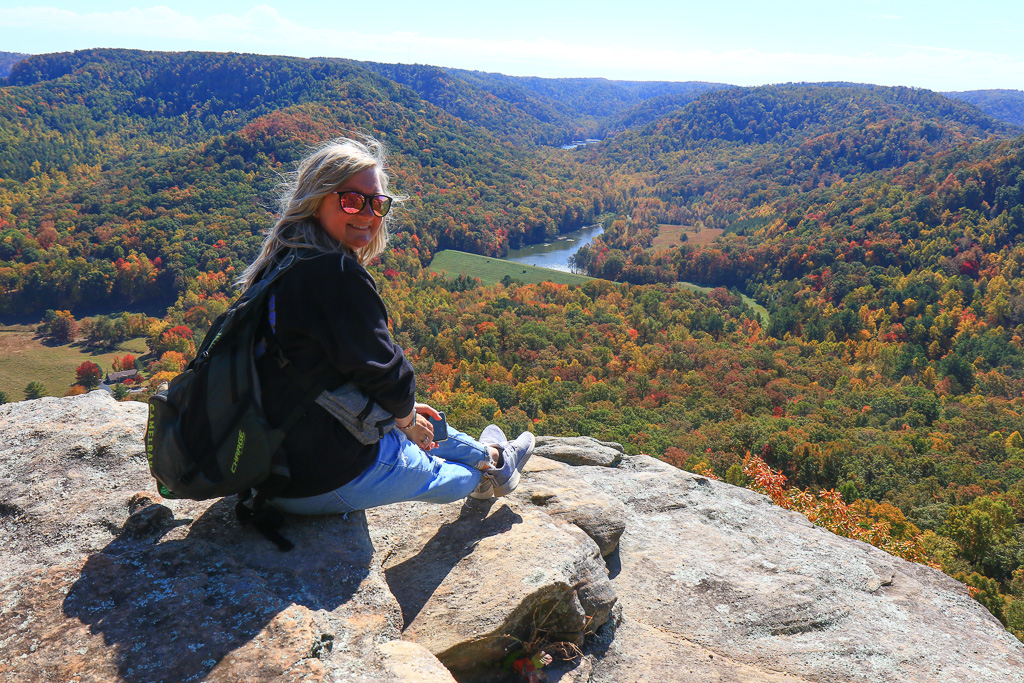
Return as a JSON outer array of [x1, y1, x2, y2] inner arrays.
[[385, 499, 522, 628], [62, 496, 375, 682], [604, 546, 621, 580]]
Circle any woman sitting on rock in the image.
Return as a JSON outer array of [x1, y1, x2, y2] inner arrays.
[[236, 135, 534, 515]]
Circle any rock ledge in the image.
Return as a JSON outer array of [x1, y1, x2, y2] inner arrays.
[[1, 392, 1022, 682]]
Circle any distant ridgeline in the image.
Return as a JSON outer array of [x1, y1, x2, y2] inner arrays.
[[0, 52, 27, 79], [946, 89, 1024, 128], [8, 48, 1024, 641], [0, 47, 1020, 318]]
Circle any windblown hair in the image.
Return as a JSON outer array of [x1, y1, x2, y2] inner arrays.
[[237, 135, 398, 290]]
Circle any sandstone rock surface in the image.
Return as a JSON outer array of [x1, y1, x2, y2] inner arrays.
[[0, 393, 407, 682], [375, 640, 459, 682], [574, 454, 1024, 683], [533, 435, 623, 467], [2, 391, 1023, 682], [366, 497, 616, 676], [509, 456, 627, 556]]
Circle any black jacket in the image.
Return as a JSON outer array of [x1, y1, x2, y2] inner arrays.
[[255, 251, 416, 497]]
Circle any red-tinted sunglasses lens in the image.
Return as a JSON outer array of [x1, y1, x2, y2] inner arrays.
[[337, 192, 392, 217], [337, 192, 365, 213], [370, 195, 392, 217]]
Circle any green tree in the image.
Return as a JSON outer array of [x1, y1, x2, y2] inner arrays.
[[24, 381, 46, 400], [943, 355, 975, 394], [725, 463, 747, 487], [1008, 598, 1024, 640], [839, 481, 858, 504], [958, 572, 1007, 625], [944, 497, 1016, 566]]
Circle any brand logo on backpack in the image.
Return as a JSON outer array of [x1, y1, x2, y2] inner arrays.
[[146, 402, 156, 468], [231, 430, 246, 473], [144, 254, 310, 551]]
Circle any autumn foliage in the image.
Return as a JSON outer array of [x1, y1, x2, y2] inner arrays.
[[111, 354, 136, 372], [6, 48, 1024, 639], [741, 452, 933, 566], [74, 361, 102, 390]]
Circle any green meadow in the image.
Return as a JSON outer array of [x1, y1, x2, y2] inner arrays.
[[0, 324, 148, 400], [425, 250, 769, 323], [427, 250, 595, 287]]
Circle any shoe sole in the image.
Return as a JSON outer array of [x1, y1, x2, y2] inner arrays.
[[479, 424, 506, 446], [492, 432, 535, 497], [469, 480, 494, 499]]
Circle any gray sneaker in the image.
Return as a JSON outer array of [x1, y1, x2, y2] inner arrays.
[[479, 424, 506, 446], [490, 431, 536, 497], [469, 424, 507, 499]]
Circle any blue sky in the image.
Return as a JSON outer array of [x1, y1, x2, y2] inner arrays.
[[1, 1, 1022, 91]]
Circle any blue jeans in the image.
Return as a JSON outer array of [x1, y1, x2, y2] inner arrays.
[[269, 427, 490, 515]]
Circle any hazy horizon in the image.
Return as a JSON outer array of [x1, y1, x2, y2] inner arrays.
[[1, 1, 1022, 93]]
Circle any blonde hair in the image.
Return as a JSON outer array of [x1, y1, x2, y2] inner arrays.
[[238, 135, 398, 290]]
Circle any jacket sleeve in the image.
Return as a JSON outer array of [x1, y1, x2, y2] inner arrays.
[[309, 255, 416, 420]]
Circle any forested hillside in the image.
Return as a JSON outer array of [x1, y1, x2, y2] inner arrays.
[[363, 62, 729, 144], [0, 49, 613, 315], [5, 48, 1024, 638], [947, 89, 1024, 127], [563, 82, 1024, 633]]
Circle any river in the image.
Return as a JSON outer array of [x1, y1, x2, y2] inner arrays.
[[560, 139, 602, 150], [500, 223, 768, 323], [503, 224, 604, 273]]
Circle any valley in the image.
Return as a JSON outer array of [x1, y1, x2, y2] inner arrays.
[[2, 48, 1024, 639]]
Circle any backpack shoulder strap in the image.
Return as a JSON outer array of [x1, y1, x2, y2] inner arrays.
[[257, 251, 343, 430]]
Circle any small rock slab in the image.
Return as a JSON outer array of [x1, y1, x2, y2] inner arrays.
[[534, 436, 623, 467], [367, 497, 617, 677], [376, 640, 458, 682], [514, 456, 627, 556], [589, 617, 811, 683]]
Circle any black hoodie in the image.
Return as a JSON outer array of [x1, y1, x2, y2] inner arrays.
[[255, 251, 416, 497]]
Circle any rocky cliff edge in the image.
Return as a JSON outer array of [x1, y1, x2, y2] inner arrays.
[[1, 392, 1022, 682]]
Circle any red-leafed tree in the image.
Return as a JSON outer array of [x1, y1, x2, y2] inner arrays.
[[75, 361, 103, 389], [153, 325, 196, 359]]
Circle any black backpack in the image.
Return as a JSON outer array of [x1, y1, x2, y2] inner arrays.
[[145, 253, 327, 550]]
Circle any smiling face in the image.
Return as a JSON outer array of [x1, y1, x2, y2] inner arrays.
[[317, 166, 384, 253]]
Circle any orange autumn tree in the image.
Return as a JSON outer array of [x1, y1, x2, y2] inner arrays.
[[111, 354, 136, 372], [741, 452, 934, 566]]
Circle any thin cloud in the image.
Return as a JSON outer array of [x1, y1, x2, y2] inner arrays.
[[0, 5, 301, 47], [2, 5, 1021, 91]]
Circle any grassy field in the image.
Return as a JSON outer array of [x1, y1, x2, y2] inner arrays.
[[0, 324, 148, 400], [426, 250, 769, 324], [428, 250, 594, 287], [651, 225, 724, 252], [647, 227, 769, 323]]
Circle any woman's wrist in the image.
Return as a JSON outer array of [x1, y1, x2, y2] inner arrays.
[[395, 411, 416, 430]]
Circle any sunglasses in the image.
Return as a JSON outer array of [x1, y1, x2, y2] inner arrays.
[[332, 191, 393, 217]]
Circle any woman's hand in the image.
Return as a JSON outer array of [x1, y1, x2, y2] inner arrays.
[[398, 403, 441, 450]]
